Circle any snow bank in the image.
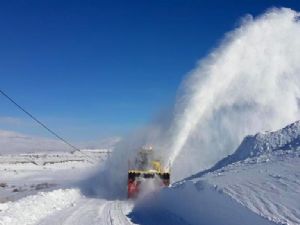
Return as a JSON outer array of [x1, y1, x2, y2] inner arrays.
[[235, 120, 300, 157], [0, 189, 81, 225], [176, 120, 300, 225], [129, 181, 275, 225], [188, 120, 300, 179]]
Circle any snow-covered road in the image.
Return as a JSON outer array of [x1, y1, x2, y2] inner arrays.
[[0, 150, 138, 225], [40, 198, 134, 225], [0, 188, 135, 225]]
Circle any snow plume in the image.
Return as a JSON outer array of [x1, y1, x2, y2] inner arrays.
[[166, 8, 300, 180], [83, 8, 300, 197]]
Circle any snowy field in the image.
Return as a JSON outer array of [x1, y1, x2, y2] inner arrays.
[[0, 149, 136, 225], [0, 150, 109, 203], [0, 122, 299, 225]]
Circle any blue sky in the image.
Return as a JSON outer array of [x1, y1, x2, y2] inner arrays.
[[0, 0, 299, 144]]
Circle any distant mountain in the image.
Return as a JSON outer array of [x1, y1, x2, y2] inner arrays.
[[0, 129, 72, 154], [187, 120, 300, 179], [0, 129, 121, 154]]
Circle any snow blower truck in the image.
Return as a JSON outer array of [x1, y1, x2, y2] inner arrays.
[[127, 146, 170, 198]]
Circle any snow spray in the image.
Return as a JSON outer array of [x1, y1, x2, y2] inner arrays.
[[83, 8, 300, 197], [166, 8, 300, 180]]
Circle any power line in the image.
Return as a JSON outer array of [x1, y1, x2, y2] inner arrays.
[[0, 89, 96, 164]]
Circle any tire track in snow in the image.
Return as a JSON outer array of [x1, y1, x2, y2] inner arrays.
[[39, 197, 134, 225], [103, 201, 134, 225], [46, 199, 107, 225]]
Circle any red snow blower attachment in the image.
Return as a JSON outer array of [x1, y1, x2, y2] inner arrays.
[[127, 146, 170, 198]]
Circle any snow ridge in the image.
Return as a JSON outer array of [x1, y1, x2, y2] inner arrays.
[[235, 120, 300, 157], [188, 120, 300, 179]]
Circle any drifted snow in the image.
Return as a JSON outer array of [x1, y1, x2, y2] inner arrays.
[[230, 120, 300, 159], [200, 157, 300, 225], [188, 120, 300, 178], [175, 120, 300, 225], [0, 189, 81, 225], [130, 181, 275, 225]]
